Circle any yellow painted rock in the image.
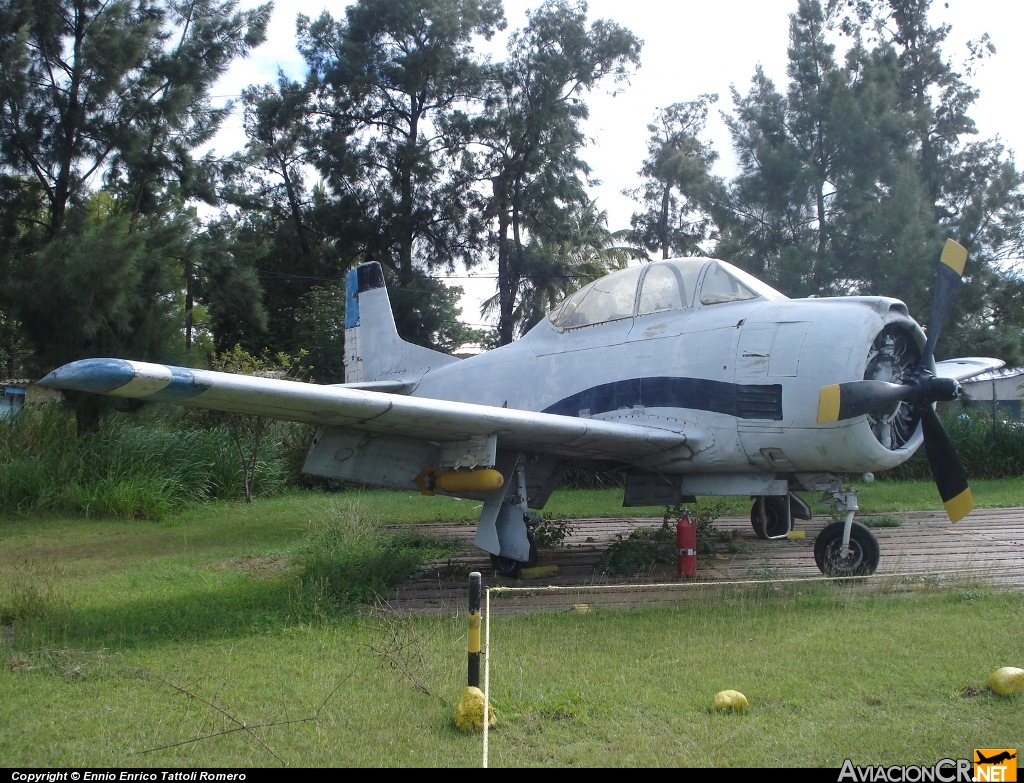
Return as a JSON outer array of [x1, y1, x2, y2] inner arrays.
[[454, 686, 496, 733], [713, 689, 749, 712], [986, 667, 1024, 697]]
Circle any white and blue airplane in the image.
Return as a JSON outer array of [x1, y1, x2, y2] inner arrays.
[[39, 239, 1002, 577]]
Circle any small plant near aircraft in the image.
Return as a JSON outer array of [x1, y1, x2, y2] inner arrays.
[[599, 525, 676, 576], [40, 241, 1002, 580], [599, 503, 729, 576], [863, 515, 903, 528], [530, 515, 578, 550]]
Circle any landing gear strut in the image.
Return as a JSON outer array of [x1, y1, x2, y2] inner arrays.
[[490, 527, 538, 578], [813, 487, 880, 576], [484, 458, 540, 578]]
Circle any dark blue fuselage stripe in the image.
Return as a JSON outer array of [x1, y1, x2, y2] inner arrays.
[[542, 376, 783, 420]]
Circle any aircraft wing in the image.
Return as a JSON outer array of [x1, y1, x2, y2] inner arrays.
[[934, 357, 1006, 381], [38, 358, 690, 462]]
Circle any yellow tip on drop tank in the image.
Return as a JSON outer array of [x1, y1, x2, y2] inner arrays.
[[433, 468, 505, 494]]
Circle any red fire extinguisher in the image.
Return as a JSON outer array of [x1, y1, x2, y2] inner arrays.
[[677, 512, 697, 578]]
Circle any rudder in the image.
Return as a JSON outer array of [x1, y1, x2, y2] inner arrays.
[[343, 262, 457, 384]]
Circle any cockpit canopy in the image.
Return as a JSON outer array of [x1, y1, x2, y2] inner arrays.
[[548, 258, 788, 330]]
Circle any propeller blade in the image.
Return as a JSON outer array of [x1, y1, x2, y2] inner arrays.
[[816, 239, 974, 522], [817, 380, 913, 424], [920, 405, 973, 522], [921, 239, 967, 366]]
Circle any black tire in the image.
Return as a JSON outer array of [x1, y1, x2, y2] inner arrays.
[[490, 531, 538, 578], [813, 521, 880, 576], [751, 496, 790, 539]]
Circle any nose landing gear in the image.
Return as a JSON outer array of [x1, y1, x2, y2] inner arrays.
[[813, 488, 880, 577]]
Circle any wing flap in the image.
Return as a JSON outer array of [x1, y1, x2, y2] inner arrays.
[[39, 358, 691, 462]]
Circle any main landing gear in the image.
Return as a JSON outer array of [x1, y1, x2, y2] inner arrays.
[[750, 492, 811, 540], [490, 522, 538, 578]]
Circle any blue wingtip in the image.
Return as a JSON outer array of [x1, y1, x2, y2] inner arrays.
[[38, 358, 136, 394]]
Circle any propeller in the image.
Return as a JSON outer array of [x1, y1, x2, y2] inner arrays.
[[817, 239, 973, 522]]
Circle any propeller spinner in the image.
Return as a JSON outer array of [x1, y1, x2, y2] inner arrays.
[[817, 239, 973, 522]]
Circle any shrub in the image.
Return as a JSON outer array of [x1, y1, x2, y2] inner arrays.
[[598, 502, 727, 576], [882, 412, 1024, 481]]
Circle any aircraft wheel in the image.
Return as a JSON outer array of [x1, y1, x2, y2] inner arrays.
[[490, 531, 537, 578], [751, 496, 790, 539], [813, 521, 880, 577]]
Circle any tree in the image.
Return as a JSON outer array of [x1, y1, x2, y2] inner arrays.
[[206, 345, 309, 502], [187, 215, 269, 358], [294, 284, 347, 383], [221, 76, 343, 361], [0, 0, 271, 237], [829, 0, 1024, 361], [718, 0, 874, 296], [11, 194, 181, 432], [716, 0, 1024, 368], [627, 95, 722, 259], [0, 0, 272, 428], [296, 0, 503, 346], [480, 202, 637, 336], [478, 0, 641, 343]]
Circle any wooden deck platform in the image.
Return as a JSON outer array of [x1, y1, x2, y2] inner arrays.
[[383, 507, 1024, 616]]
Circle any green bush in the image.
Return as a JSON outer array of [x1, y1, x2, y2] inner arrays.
[[883, 411, 1024, 481], [598, 502, 727, 575]]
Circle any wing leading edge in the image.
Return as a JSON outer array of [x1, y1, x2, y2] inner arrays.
[[38, 358, 692, 463]]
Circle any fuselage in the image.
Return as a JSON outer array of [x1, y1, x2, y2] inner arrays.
[[411, 258, 927, 476]]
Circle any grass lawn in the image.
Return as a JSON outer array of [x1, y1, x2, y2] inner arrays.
[[1, 485, 1022, 767]]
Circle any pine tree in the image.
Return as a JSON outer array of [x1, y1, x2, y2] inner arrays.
[[477, 0, 641, 343]]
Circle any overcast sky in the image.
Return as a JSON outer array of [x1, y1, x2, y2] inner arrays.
[[213, 0, 1024, 323]]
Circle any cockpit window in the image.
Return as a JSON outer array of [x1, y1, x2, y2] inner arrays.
[[547, 257, 785, 329], [698, 260, 760, 305], [637, 262, 700, 314], [548, 265, 643, 328]]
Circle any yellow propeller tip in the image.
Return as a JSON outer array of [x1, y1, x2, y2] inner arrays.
[[944, 488, 973, 523], [940, 239, 968, 275], [817, 384, 841, 424]]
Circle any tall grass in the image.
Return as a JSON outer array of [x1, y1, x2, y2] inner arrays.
[[0, 405, 295, 519], [2, 403, 1021, 522], [295, 500, 461, 611]]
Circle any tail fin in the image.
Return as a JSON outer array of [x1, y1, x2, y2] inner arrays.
[[343, 262, 458, 385]]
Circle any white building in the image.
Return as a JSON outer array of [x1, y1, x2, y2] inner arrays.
[[961, 366, 1024, 420]]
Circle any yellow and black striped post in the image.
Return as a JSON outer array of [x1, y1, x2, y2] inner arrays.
[[468, 571, 482, 687], [455, 571, 495, 733]]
